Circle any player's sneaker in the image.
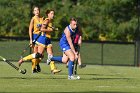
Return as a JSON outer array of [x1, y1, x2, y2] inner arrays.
[[51, 69, 62, 74], [32, 68, 38, 73], [18, 59, 23, 67], [46, 54, 53, 65], [32, 69, 38, 73], [79, 64, 86, 69], [36, 64, 41, 72], [68, 75, 80, 80]]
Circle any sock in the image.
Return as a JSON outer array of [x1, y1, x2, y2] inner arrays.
[[51, 56, 63, 63], [22, 53, 35, 61], [68, 60, 74, 76], [50, 61, 57, 70], [31, 59, 37, 71], [36, 58, 41, 65]]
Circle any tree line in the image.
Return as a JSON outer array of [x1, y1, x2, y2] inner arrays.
[[0, 0, 139, 42]]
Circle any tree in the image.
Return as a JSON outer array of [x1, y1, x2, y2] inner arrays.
[[0, 0, 138, 42]]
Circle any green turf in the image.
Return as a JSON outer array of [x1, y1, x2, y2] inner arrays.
[[0, 62, 140, 93], [0, 41, 135, 66]]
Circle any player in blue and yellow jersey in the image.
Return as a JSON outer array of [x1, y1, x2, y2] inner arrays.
[[36, 9, 61, 73], [28, 6, 43, 73], [46, 17, 80, 79], [18, 9, 61, 74]]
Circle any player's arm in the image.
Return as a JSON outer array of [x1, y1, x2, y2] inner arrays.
[[40, 19, 53, 32], [78, 36, 82, 46], [77, 25, 82, 46], [64, 27, 76, 54], [29, 18, 34, 45]]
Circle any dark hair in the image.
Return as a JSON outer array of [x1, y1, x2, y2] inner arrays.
[[70, 17, 77, 22], [45, 9, 54, 15]]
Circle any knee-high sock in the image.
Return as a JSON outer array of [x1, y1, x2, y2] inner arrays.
[[36, 58, 41, 65], [51, 56, 63, 63], [50, 61, 57, 70], [68, 60, 74, 76], [31, 59, 37, 71], [23, 53, 35, 61]]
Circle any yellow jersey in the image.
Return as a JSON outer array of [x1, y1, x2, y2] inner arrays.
[[32, 16, 44, 34], [42, 18, 53, 38]]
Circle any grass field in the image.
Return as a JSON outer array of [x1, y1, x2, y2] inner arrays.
[[0, 40, 138, 92], [0, 62, 140, 93]]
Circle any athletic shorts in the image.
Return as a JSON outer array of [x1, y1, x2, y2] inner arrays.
[[36, 35, 52, 48], [32, 34, 38, 40], [32, 34, 39, 46], [59, 41, 71, 52]]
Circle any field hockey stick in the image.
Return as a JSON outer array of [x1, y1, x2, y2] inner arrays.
[[20, 33, 41, 58], [51, 26, 59, 31], [74, 45, 80, 75], [0, 56, 26, 74]]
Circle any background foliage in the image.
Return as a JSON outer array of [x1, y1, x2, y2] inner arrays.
[[0, 0, 139, 41]]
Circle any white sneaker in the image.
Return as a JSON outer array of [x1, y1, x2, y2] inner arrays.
[[46, 54, 53, 65], [68, 75, 80, 80]]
